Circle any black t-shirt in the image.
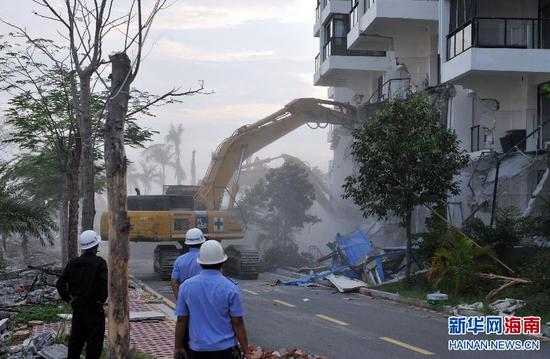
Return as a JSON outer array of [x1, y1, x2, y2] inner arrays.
[[56, 252, 108, 313]]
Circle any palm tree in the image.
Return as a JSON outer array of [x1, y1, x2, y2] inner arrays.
[[143, 144, 172, 186], [165, 124, 186, 184], [0, 177, 57, 268], [135, 161, 160, 194], [427, 235, 494, 295]]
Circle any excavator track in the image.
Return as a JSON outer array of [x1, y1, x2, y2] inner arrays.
[[153, 244, 182, 280], [224, 245, 260, 279]]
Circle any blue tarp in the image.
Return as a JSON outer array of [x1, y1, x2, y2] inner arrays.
[[335, 231, 384, 282], [276, 266, 350, 287], [278, 230, 385, 287]]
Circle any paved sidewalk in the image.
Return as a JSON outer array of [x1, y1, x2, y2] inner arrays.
[[33, 281, 176, 359]]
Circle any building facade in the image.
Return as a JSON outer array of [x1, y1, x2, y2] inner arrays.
[[313, 0, 550, 235]]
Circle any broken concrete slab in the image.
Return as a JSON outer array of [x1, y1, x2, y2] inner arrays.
[[326, 274, 366, 293], [38, 344, 68, 359], [152, 303, 176, 321], [0, 318, 9, 333], [129, 311, 165, 322], [490, 298, 525, 316]]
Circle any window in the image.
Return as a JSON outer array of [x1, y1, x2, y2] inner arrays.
[[449, 0, 477, 32], [174, 218, 189, 232]]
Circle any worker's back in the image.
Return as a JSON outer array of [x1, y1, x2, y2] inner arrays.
[[178, 270, 243, 351], [57, 252, 108, 313]]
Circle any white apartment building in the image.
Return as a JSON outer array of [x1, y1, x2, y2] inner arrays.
[[313, 0, 550, 234]]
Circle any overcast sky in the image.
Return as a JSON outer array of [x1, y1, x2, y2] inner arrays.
[[0, 0, 331, 183]]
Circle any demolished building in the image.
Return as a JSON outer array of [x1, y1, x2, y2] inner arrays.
[[312, 0, 550, 244]]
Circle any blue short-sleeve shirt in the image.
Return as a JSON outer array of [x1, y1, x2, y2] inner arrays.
[[175, 269, 244, 352], [171, 248, 201, 284]]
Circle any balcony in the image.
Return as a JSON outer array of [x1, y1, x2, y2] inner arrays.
[[348, 0, 439, 49], [442, 17, 550, 83], [314, 0, 350, 37], [314, 37, 391, 87]]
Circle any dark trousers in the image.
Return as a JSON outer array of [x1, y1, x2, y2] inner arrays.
[[188, 346, 241, 359], [68, 308, 105, 359]]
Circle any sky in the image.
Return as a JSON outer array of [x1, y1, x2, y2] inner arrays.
[[0, 0, 332, 184]]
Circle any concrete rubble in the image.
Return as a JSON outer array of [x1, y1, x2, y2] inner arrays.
[[451, 298, 526, 317], [249, 347, 326, 359], [490, 298, 526, 316], [0, 259, 68, 359], [2, 330, 67, 359]]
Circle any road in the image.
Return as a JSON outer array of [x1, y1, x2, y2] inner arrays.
[[111, 241, 550, 359]]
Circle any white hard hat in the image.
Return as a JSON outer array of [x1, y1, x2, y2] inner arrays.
[[197, 240, 228, 265], [185, 228, 206, 245], [80, 230, 101, 250]]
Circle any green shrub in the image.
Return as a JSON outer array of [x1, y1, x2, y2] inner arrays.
[[463, 207, 525, 257], [520, 250, 550, 294], [415, 214, 456, 266], [427, 235, 495, 295], [523, 196, 550, 240]]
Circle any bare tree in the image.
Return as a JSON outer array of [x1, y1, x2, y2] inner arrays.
[[2, 1, 208, 355]]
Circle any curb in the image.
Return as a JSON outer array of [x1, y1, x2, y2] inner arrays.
[[130, 275, 176, 310], [359, 287, 452, 315]]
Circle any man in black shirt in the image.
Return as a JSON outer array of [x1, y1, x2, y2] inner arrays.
[[57, 230, 108, 359]]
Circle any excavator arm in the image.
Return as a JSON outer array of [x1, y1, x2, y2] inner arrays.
[[196, 98, 355, 210]]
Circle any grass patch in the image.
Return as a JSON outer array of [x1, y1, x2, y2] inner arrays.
[[377, 273, 494, 308], [12, 304, 70, 327], [377, 272, 550, 320]]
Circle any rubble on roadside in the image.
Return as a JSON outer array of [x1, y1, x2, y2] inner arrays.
[[451, 298, 526, 317], [1, 329, 68, 359], [1, 257, 68, 359], [276, 230, 410, 293], [249, 346, 327, 359]]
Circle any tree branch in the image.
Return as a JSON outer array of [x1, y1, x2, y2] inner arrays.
[[126, 82, 210, 118]]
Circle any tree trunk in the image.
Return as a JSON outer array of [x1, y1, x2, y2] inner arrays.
[[79, 75, 96, 230], [59, 176, 70, 266], [68, 142, 82, 260], [21, 236, 29, 265], [0, 237, 4, 270], [105, 52, 132, 359], [405, 210, 413, 282]]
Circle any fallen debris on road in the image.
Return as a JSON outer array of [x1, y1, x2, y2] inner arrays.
[[249, 346, 327, 359]]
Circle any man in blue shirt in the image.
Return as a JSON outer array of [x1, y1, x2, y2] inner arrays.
[[174, 240, 250, 359], [171, 227, 206, 300]]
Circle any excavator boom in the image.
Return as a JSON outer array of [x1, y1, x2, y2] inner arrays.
[[196, 98, 354, 210]]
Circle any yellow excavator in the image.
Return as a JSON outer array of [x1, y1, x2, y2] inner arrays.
[[100, 98, 355, 279]]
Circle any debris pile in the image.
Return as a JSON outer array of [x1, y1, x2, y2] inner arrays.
[[0, 327, 68, 359], [249, 347, 327, 359], [0, 263, 68, 359], [451, 298, 526, 316], [278, 231, 409, 292]]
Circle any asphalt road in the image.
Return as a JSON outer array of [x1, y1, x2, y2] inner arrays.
[[114, 241, 550, 359]]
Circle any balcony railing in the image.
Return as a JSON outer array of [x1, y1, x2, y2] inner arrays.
[[350, 0, 359, 25], [366, 78, 412, 104], [447, 17, 550, 60], [323, 37, 386, 60]]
